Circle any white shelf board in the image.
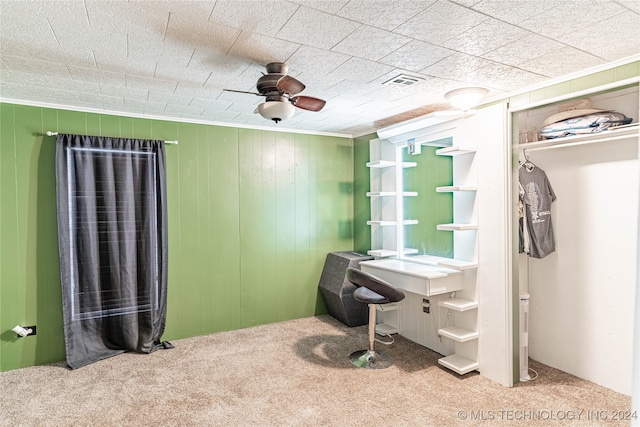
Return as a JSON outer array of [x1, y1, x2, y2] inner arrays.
[[367, 248, 419, 258], [435, 146, 477, 156], [401, 162, 418, 168], [367, 249, 397, 257], [366, 160, 395, 168], [438, 326, 479, 342], [408, 254, 477, 270], [437, 223, 478, 231], [438, 354, 479, 375], [367, 220, 397, 226], [368, 220, 419, 226], [518, 123, 639, 152], [366, 160, 418, 168], [375, 323, 398, 335], [376, 302, 398, 312], [366, 191, 418, 197], [438, 298, 478, 312], [436, 186, 477, 192]]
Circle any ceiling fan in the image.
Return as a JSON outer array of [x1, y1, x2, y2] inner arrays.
[[224, 62, 326, 123]]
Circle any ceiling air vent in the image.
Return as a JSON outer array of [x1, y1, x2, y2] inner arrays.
[[382, 74, 426, 88]]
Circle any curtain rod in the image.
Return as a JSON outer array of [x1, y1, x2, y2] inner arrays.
[[45, 131, 178, 145]]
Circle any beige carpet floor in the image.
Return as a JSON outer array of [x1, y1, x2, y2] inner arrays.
[[0, 315, 631, 426]]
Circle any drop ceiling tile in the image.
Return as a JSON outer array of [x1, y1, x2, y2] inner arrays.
[[379, 40, 455, 72], [2, 55, 71, 79], [46, 76, 101, 94], [148, 92, 194, 107], [334, 0, 434, 31], [0, 82, 31, 99], [68, 66, 125, 86], [0, 40, 32, 58], [77, 92, 124, 108], [143, 1, 217, 21], [556, 12, 640, 61], [174, 83, 222, 99], [189, 51, 252, 79], [408, 75, 464, 96], [1, 69, 50, 88], [100, 84, 149, 101], [94, 53, 157, 78], [471, 61, 546, 91], [420, 52, 495, 81], [518, 46, 607, 78], [470, 0, 552, 23], [189, 98, 233, 110], [127, 34, 195, 63], [450, 0, 483, 7], [84, 1, 173, 41], [227, 33, 301, 66], [285, 46, 350, 76], [481, 34, 566, 67], [331, 26, 411, 61], [29, 86, 79, 103], [126, 75, 177, 93], [293, 0, 350, 14], [519, 0, 627, 37], [209, 0, 299, 37], [124, 98, 167, 114], [395, 1, 489, 45], [25, 45, 97, 70], [326, 57, 395, 83], [276, 6, 361, 50], [614, 0, 640, 13], [201, 109, 241, 121], [0, 1, 60, 47], [163, 103, 205, 116], [166, 11, 240, 53], [154, 63, 212, 86], [443, 17, 529, 56]]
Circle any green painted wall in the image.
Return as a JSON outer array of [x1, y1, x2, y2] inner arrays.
[[353, 133, 374, 255], [403, 146, 453, 257], [0, 103, 354, 371]]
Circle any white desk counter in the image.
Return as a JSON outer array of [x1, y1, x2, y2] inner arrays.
[[359, 258, 463, 297]]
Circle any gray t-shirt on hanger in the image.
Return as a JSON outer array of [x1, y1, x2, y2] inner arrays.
[[519, 164, 556, 259]]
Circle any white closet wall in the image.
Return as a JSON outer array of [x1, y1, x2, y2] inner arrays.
[[516, 84, 639, 395]]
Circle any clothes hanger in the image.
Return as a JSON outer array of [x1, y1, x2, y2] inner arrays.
[[519, 149, 536, 171]]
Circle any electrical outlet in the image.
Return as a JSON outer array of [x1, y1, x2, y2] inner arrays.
[[422, 298, 430, 313], [25, 325, 37, 336]]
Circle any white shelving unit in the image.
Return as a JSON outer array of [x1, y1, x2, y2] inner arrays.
[[439, 298, 479, 311], [436, 186, 477, 192], [366, 112, 481, 372], [434, 120, 480, 375], [366, 138, 419, 258], [437, 223, 478, 231]]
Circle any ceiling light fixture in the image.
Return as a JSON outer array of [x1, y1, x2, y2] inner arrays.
[[445, 87, 488, 111], [256, 96, 296, 123]]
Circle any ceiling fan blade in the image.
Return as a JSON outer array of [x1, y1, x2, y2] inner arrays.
[[277, 75, 305, 95], [223, 88, 263, 96], [291, 96, 326, 112]]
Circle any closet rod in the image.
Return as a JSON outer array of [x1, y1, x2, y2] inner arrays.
[[45, 131, 178, 145], [520, 133, 635, 154]]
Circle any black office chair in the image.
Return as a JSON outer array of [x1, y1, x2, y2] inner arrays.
[[346, 267, 405, 369]]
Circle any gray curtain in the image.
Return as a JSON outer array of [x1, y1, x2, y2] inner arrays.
[[55, 134, 170, 369]]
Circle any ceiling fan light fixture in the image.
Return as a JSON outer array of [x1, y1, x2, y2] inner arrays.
[[445, 87, 488, 111], [257, 100, 296, 123]]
